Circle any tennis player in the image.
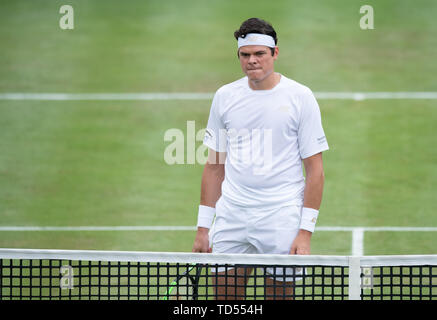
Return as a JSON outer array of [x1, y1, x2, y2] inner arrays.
[[192, 18, 329, 299]]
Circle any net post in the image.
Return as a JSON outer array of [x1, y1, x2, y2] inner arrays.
[[348, 257, 361, 300]]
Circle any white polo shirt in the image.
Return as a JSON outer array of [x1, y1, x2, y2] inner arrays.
[[203, 74, 329, 208]]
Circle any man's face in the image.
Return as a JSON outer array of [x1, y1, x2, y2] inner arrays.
[[238, 45, 279, 82]]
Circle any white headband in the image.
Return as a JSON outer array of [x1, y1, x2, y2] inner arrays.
[[237, 33, 276, 49]]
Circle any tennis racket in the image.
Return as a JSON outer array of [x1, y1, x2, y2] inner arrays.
[[162, 264, 203, 300]]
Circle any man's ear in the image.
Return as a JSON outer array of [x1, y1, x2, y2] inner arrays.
[[273, 46, 279, 60]]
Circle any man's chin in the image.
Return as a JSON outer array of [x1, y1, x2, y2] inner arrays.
[[246, 69, 269, 82], [246, 73, 262, 81]]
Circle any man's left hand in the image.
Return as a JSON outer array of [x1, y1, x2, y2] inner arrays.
[[289, 230, 312, 255]]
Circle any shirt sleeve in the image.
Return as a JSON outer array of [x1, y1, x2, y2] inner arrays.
[[203, 91, 227, 152], [297, 90, 329, 159]]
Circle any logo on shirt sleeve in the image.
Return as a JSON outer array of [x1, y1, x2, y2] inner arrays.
[[205, 129, 213, 139], [317, 136, 327, 144]]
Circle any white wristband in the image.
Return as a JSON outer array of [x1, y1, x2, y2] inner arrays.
[[299, 207, 319, 233], [197, 205, 216, 229]]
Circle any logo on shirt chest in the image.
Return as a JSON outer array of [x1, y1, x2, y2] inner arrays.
[[278, 105, 290, 113]]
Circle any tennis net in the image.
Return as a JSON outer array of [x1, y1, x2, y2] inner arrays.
[[0, 249, 436, 300]]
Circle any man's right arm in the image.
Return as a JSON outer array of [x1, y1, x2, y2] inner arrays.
[[192, 149, 226, 253]]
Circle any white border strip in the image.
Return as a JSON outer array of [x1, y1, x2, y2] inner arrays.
[[0, 248, 350, 266], [1, 92, 437, 101], [360, 255, 437, 267], [1, 226, 436, 232], [0, 248, 435, 267]]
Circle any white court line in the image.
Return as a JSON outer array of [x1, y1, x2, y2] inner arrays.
[[0, 93, 215, 101], [1, 92, 437, 101], [352, 228, 364, 257], [0, 226, 436, 232], [319, 226, 437, 232], [0, 226, 197, 231]]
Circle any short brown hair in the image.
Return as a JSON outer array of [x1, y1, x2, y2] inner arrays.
[[234, 18, 277, 56]]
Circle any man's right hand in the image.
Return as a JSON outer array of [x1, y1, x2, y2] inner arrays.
[[192, 227, 212, 253]]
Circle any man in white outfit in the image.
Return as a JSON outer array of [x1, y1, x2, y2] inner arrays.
[[192, 18, 329, 299]]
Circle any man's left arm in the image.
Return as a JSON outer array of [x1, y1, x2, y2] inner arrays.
[[289, 152, 325, 255]]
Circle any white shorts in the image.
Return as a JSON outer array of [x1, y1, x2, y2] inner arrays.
[[210, 196, 303, 282]]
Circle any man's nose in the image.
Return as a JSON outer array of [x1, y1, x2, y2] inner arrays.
[[248, 54, 258, 64]]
